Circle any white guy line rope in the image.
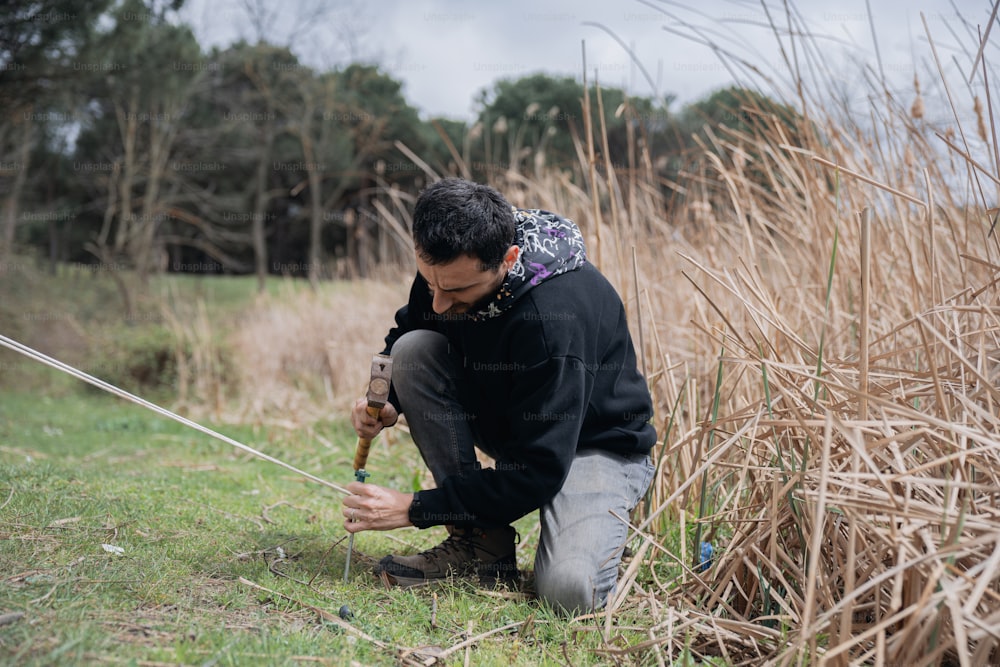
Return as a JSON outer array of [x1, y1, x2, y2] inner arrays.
[[0, 334, 349, 495]]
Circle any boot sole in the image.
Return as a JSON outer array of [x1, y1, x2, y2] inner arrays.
[[379, 570, 436, 589], [379, 569, 520, 591]]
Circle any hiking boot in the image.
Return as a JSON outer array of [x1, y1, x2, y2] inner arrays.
[[378, 526, 519, 588]]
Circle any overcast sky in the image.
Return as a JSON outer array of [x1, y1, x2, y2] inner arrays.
[[178, 0, 993, 122]]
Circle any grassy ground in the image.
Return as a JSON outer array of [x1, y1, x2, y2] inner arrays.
[[0, 385, 675, 666], [5, 3, 999, 663], [0, 266, 692, 666]]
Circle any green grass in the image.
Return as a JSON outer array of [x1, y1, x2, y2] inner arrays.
[[147, 271, 321, 316], [0, 263, 697, 665], [0, 385, 676, 666]]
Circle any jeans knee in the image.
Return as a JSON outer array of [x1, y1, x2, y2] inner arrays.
[[390, 330, 442, 366], [389, 330, 447, 391], [535, 557, 610, 615]]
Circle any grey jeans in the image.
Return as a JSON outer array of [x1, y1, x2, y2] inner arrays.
[[390, 330, 656, 614]]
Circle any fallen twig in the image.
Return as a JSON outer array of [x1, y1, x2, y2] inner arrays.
[[429, 619, 538, 664], [260, 500, 310, 525], [0, 611, 25, 627], [188, 499, 265, 531], [237, 576, 387, 648], [307, 536, 348, 587], [0, 487, 13, 511]]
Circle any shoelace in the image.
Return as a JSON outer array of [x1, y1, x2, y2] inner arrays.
[[418, 533, 477, 561]]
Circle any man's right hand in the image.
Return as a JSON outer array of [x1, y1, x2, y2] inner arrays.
[[351, 397, 398, 440]]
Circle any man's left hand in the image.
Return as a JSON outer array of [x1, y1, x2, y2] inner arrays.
[[342, 482, 414, 533]]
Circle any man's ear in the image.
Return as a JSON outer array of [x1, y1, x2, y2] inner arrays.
[[503, 245, 520, 269]]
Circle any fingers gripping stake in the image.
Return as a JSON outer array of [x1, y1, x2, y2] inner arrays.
[[344, 353, 392, 582]]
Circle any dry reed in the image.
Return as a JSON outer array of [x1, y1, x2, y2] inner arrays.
[[169, 2, 1000, 662], [409, 3, 999, 664], [596, 4, 998, 663]]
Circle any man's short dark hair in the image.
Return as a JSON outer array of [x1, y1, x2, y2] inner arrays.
[[412, 178, 516, 272]]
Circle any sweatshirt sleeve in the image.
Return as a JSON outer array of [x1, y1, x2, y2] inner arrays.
[[408, 353, 590, 529]]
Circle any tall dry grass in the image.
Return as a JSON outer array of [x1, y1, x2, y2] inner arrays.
[[167, 2, 1000, 662], [370, 4, 1000, 664], [165, 279, 408, 425], [232, 280, 411, 422], [569, 5, 998, 664]]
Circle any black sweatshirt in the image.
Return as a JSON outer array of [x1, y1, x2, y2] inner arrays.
[[382, 208, 657, 529]]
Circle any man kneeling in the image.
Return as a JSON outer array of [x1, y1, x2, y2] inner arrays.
[[341, 178, 656, 614]]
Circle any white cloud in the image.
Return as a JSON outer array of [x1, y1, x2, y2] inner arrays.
[[178, 0, 983, 122]]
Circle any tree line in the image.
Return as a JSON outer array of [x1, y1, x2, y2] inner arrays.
[[0, 0, 796, 294]]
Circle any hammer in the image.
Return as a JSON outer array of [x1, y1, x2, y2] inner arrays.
[[343, 353, 392, 582]]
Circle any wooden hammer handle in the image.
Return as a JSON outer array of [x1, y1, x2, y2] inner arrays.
[[353, 404, 382, 471]]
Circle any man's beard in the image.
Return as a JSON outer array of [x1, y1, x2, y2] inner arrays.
[[443, 272, 507, 318]]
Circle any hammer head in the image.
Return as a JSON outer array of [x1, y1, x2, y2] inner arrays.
[[366, 353, 392, 410]]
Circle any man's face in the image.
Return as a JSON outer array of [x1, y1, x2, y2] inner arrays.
[[415, 246, 519, 315]]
